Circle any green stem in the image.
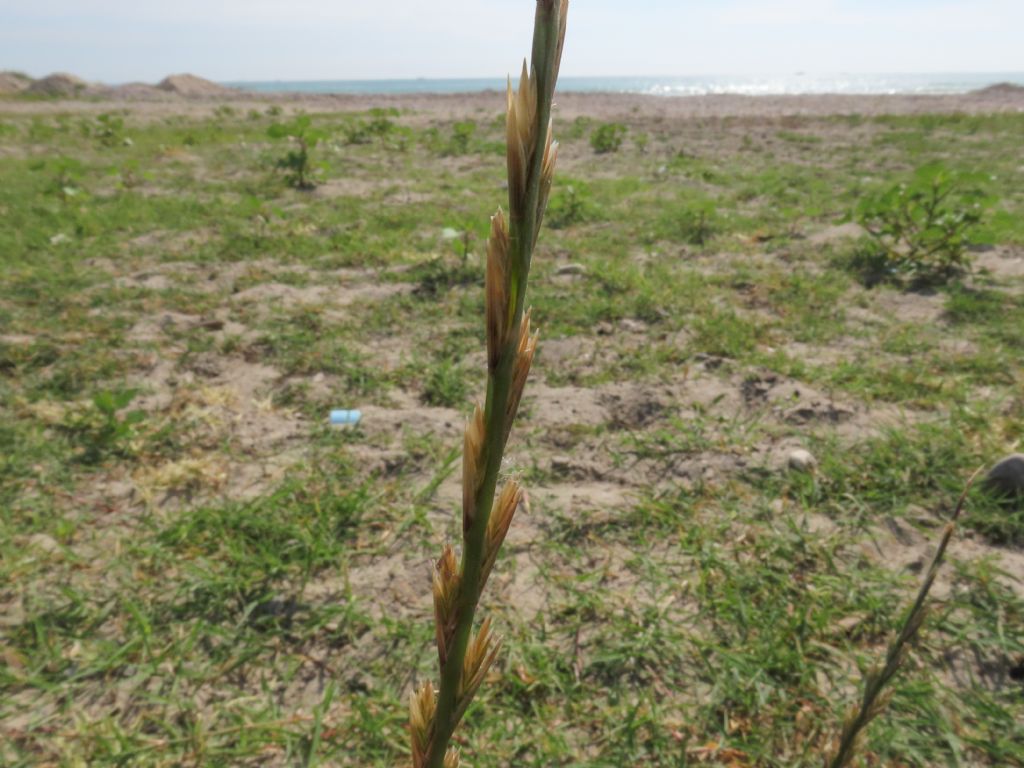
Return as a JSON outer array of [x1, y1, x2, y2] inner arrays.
[[423, 5, 562, 767], [518, 1, 561, 286], [425, 349, 514, 768], [825, 470, 978, 768]]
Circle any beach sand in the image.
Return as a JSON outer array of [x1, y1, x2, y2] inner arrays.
[[2, 82, 1024, 121]]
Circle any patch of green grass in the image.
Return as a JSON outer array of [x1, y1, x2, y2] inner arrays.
[[252, 307, 390, 396], [649, 195, 722, 246], [546, 180, 603, 229], [421, 359, 470, 408], [590, 122, 627, 154], [2, 464, 389, 765], [764, 270, 849, 343], [692, 307, 768, 359]]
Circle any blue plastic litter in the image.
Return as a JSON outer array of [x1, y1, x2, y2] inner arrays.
[[330, 409, 362, 426]]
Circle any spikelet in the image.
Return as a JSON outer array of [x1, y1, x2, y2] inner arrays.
[[461, 403, 486, 535], [506, 62, 538, 224], [534, 122, 559, 244], [507, 0, 568, 233], [432, 544, 461, 669], [453, 616, 502, 724], [409, 681, 437, 768], [485, 210, 512, 370], [480, 481, 523, 592], [503, 311, 539, 444]]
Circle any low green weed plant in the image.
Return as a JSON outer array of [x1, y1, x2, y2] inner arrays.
[[66, 388, 144, 465], [651, 196, 720, 246], [344, 108, 400, 145], [409, 254, 480, 297], [113, 160, 145, 190], [267, 115, 325, 189], [855, 162, 993, 284], [94, 113, 126, 147], [590, 121, 627, 154], [38, 156, 87, 202], [343, 119, 374, 145], [564, 115, 592, 140], [27, 117, 55, 142], [368, 107, 398, 135], [546, 183, 600, 229], [447, 120, 477, 155]]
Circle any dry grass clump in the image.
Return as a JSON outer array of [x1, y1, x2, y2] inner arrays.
[[407, 2, 569, 767]]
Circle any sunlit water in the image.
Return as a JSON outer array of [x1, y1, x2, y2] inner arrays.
[[227, 73, 1024, 96]]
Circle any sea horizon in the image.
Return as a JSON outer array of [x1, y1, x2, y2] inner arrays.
[[225, 72, 1024, 97]]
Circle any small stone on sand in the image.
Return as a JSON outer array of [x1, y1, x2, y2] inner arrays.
[[787, 448, 817, 472]]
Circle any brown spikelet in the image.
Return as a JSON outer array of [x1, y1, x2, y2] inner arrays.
[[432, 544, 461, 669], [506, 60, 538, 222], [541, 121, 557, 178], [534, 122, 559, 242], [515, 61, 536, 153], [443, 748, 460, 768], [505, 77, 526, 221], [453, 617, 502, 724], [462, 404, 486, 535], [485, 210, 511, 370], [504, 312, 538, 443], [480, 481, 523, 592], [409, 681, 437, 768]]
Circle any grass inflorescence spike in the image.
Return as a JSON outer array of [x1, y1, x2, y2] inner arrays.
[[408, 3, 570, 768]]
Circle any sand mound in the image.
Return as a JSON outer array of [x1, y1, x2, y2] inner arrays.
[[156, 74, 234, 97], [971, 82, 1024, 97], [108, 82, 165, 99], [0, 71, 32, 95], [26, 72, 90, 97]]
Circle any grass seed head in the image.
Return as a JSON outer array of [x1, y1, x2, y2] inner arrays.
[[485, 209, 512, 369], [462, 403, 486, 535], [416, 5, 567, 765], [504, 311, 538, 442], [454, 616, 502, 722], [506, 61, 538, 222], [433, 544, 461, 668], [409, 681, 437, 768], [535, 123, 559, 242], [480, 481, 523, 590]]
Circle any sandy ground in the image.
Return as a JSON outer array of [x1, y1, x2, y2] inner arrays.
[[3, 85, 1024, 122], [3, 83, 1023, 764]]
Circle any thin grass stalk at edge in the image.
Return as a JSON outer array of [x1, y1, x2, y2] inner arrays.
[[409, 3, 569, 768], [825, 468, 983, 768]]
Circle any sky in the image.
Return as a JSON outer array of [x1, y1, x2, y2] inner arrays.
[[1, 0, 1022, 83]]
